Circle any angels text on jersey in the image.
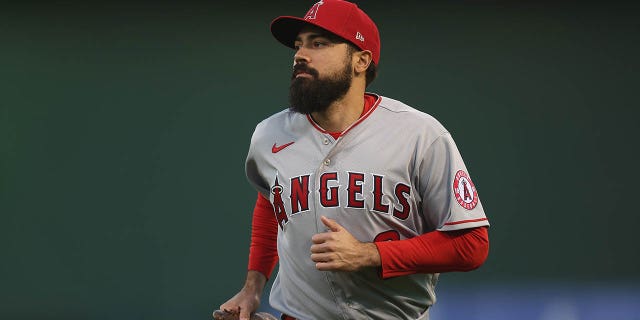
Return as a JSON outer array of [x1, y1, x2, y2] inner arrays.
[[270, 171, 412, 230]]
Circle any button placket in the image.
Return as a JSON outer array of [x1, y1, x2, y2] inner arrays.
[[320, 134, 338, 168]]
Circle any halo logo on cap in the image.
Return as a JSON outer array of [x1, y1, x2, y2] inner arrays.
[[304, 1, 324, 20]]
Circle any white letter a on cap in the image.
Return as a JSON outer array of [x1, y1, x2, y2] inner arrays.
[[304, 1, 324, 20]]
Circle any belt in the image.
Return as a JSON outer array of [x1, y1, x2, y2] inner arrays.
[[281, 315, 296, 320]]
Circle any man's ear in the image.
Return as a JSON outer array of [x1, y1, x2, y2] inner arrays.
[[353, 50, 373, 73]]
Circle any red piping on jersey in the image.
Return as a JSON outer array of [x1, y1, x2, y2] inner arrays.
[[306, 93, 381, 138], [443, 218, 489, 226]]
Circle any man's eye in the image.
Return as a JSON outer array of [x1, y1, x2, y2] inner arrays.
[[313, 41, 327, 48]]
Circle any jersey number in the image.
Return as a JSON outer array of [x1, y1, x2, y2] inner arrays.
[[374, 230, 400, 242]]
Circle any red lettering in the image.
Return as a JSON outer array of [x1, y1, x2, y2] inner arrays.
[[393, 183, 411, 220], [347, 172, 365, 208], [374, 230, 400, 242], [372, 174, 389, 213], [319, 172, 339, 207], [462, 179, 471, 201], [290, 175, 310, 214]]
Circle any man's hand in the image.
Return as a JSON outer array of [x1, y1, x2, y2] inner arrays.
[[310, 216, 381, 271], [216, 271, 266, 320], [213, 310, 278, 320]]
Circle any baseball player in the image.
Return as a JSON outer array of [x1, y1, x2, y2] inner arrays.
[[214, 1, 490, 319]]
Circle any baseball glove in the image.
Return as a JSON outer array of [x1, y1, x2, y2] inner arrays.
[[212, 309, 279, 320]]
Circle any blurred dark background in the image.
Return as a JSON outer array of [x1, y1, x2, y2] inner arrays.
[[2, 1, 639, 319]]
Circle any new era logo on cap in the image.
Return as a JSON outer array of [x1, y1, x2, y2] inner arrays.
[[270, 0, 381, 65]]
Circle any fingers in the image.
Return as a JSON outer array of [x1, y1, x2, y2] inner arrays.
[[219, 304, 239, 314], [320, 216, 342, 232], [311, 216, 342, 244], [212, 307, 252, 320], [311, 251, 332, 262], [213, 309, 238, 320], [310, 244, 337, 270], [311, 247, 345, 271], [311, 230, 339, 245], [310, 236, 332, 251], [212, 310, 223, 320], [311, 233, 325, 244], [311, 255, 340, 271], [239, 307, 251, 320], [314, 261, 338, 271]]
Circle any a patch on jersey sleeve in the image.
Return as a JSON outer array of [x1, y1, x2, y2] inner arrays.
[[453, 170, 479, 210]]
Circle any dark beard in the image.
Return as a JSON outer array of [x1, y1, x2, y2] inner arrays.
[[288, 62, 352, 115]]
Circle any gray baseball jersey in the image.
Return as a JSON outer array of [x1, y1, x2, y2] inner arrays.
[[245, 94, 489, 320]]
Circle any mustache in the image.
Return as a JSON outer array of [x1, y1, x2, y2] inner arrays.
[[291, 63, 319, 80]]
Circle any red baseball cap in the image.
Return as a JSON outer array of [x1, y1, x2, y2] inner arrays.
[[270, 0, 381, 65]]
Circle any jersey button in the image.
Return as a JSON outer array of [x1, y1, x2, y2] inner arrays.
[[322, 138, 330, 145], [323, 159, 331, 166]]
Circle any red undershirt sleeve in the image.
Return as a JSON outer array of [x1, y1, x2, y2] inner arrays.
[[247, 193, 279, 279], [247, 188, 489, 280], [374, 227, 489, 279]]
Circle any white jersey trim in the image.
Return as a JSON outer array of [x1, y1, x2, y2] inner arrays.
[[438, 218, 490, 232]]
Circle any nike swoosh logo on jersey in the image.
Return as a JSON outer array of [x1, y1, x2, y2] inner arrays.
[[272, 141, 295, 153]]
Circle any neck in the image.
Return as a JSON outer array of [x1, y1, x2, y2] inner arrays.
[[311, 84, 366, 133]]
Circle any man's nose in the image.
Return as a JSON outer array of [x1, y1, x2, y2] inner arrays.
[[293, 47, 310, 65]]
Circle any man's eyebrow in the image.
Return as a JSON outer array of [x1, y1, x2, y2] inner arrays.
[[295, 33, 322, 42], [294, 32, 345, 43]]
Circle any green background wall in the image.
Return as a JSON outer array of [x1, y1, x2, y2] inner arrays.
[[2, 1, 639, 319]]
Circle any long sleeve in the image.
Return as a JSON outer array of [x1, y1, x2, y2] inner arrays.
[[247, 193, 279, 279], [374, 227, 489, 279]]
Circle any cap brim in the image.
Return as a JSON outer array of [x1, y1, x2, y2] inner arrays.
[[270, 16, 317, 49]]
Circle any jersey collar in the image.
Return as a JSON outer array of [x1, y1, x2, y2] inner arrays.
[[306, 93, 382, 138]]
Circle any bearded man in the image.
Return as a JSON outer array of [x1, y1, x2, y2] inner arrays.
[[215, 1, 490, 320]]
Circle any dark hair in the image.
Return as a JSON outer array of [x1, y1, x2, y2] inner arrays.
[[312, 29, 378, 87], [346, 43, 378, 87]]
